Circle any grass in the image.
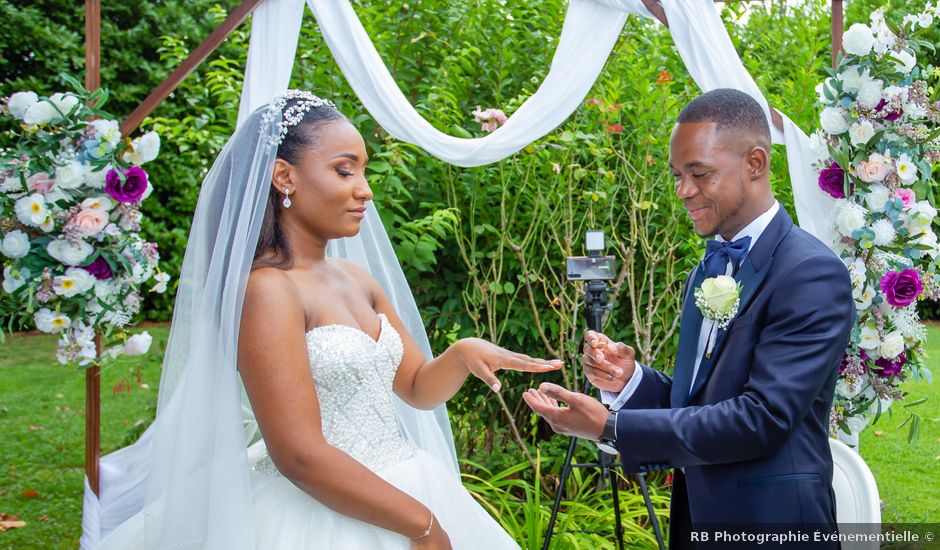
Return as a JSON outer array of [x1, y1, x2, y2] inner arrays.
[[0, 324, 937, 548], [858, 322, 940, 524]]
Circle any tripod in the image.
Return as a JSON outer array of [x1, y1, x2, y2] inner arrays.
[[542, 279, 666, 550]]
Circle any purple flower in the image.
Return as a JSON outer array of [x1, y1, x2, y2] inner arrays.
[[875, 354, 906, 378], [880, 269, 923, 307], [874, 99, 902, 121], [105, 166, 149, 204], [818, 162, 850, 199], [81, 255, 113, 280], [839, 350, 868, 374]]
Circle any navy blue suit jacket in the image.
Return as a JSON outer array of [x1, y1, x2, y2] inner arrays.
[[613, 207, 854, 540]]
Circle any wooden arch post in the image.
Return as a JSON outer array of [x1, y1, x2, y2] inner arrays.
[[80, 0, 846, 499]]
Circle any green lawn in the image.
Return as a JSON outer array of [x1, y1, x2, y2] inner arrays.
[[0, 324, 937, 548]]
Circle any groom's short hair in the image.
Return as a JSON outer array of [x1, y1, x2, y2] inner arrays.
[[677, 89, 771, 149]]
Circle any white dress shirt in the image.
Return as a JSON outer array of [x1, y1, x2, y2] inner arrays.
[[601, 201, 780, 410]]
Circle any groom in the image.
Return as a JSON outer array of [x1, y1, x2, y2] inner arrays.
[[524, 89, 854, 548]]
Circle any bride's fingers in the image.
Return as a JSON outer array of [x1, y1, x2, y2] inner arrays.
[[470, 364, 502, 393], [504, 355, 563, 372]]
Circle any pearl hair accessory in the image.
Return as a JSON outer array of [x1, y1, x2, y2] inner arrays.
[[261, 90, 336, 148]]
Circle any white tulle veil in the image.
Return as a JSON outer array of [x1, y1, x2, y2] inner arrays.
[[84, 94, 458, 549]]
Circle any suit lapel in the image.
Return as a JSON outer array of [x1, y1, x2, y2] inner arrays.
[[670, 265, 706, 408], [682, 206, 795, 406]]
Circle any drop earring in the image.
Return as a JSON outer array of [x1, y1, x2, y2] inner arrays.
[[282, 189, 292, 208]]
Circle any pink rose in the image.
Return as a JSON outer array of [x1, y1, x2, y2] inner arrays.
[[72, 208, 109, 236], [895, 188, 916, 209], [27, 172, 54, 193], [855, 153, 891, 183]]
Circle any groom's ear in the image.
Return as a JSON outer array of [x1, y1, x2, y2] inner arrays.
[[745, 145, 769, 180], [271, 158, 294, 194]]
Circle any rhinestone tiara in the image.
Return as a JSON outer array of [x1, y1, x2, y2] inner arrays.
[[261, 90, 336, 148]]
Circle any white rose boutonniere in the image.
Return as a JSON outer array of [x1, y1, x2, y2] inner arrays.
[[694, 275, 742, 358]]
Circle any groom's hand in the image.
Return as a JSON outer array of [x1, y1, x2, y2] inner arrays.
[[582, 331, 636, 393], [522, 383, 608, 440]]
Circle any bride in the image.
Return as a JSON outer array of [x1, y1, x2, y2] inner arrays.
[[88, 91, 560, 549]]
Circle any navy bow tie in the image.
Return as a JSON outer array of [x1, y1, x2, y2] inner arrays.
[[703, 236, 752, 278]]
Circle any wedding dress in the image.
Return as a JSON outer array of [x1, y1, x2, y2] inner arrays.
[[247, 314, 518, 548]]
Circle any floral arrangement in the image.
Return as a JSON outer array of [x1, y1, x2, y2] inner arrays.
[[0, 84, 167, 366], [809, 5, 940, 441], [471, 106, 507, 133]]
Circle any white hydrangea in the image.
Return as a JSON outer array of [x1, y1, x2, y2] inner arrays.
[[90, 119, 121, 146], [54, 160, 85, 190], [856, 78, 883, 109], [840, 66, 869, 93], [871, 218, 896, 246], [82, 163, 109, 189], [843, 23, 875, 56]]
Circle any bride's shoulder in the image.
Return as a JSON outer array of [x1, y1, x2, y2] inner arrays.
[[244, 267, 302, 306]]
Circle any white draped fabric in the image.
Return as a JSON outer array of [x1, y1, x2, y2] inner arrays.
[[82, 0, 839, 547]]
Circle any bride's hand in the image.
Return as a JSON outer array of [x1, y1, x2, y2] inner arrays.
[[410, 515, 452, 550], [456, 338, 563, 392]]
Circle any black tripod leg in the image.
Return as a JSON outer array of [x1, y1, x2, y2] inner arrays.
[[542, 432, 578, 550], [636, 473, 666, 550], [607, 458, 625, 550]]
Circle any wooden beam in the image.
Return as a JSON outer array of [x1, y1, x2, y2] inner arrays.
[[119, 0, 265, 136], [832, 0, 844, 68], [85, 0, 101, 498]]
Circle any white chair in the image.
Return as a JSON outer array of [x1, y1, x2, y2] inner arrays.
[[829, 438, 881, 549]]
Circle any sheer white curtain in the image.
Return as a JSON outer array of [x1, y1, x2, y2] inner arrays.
[[239, 0, 834, 242]]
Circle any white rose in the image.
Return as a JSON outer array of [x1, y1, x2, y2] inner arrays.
[[699, 275, 739, 316], [1, 230, 30, 259], [820, 107, 850, 134], [913, 229, 939, 258], [22, 101, 57, 125], [892, 49, 916, 74], [7, 91, 38, 119], [123, 131, 161, 165], [858, 325, 880, 351], [90, 119, 121, 146], [46, 238, 94, 266], [843, 23, 875, 56], [871, 218, 896, 246], [34, 308, 71, 334], [834, 203, 868, 236], [55, 160, 85, 190], [82, 163, 109, 189], [849, 120, 875, 147], [49, 93, 79, 115], [864, 184, 891, 212], [124, 332, 153, 356], [856, 79, 883, 108], [879, 331, 905, 360], [151, 271, 170, 293], [2, 266, 29, 294], [895, 153, 918, 184], [14, 194, 48, 227]]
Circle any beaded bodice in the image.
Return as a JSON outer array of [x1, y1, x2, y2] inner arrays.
[[253, 313, 416, 475]]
